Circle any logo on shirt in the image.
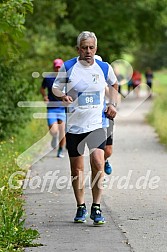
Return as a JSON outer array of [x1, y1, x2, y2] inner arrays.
[[92, 74, 99, 84]]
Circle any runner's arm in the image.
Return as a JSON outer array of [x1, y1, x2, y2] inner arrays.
[[40, 86, 49, 101], [52, 65, 73, 103], [105, 64, 119, 119]]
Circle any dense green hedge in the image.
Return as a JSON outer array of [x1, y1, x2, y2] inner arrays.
[[0, 64, 31, 139]]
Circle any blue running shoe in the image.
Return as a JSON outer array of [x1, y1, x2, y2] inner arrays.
[[90, 206, 106, 225], [104, 160, 112, 175], [57, 148, 64, 158], [74, 206, 88, 223]]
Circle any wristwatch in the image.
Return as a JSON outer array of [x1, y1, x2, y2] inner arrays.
[[109, 102, 117, 108]]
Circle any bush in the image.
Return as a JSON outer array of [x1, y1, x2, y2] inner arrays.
[[147, 70, 167, 146], [0, 64, 31, 139]]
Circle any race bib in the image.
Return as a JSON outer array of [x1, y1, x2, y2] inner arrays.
[[78, 91, 100, 108]]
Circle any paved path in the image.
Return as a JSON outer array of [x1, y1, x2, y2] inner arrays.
[[24, 92, 167, 252]]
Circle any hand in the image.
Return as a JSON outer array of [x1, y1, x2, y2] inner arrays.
[[43, 95, 49, 102], [62, 95, 73, 105], [105, 105, 117, 119]]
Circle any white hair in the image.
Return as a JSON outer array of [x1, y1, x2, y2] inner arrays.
[[77, 31, 97, 47]]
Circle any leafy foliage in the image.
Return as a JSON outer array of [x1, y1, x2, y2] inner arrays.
[[0, 64, 31, 139], [0, 130, 46, 250], [0, 203, 39, 250], [0, 0, 33, 64], [24, 0, 76, 69], [147, 70, 167, 146], [65, 0, 167, 64], [133, 40, 167, 70], [0, 0, 34, 140]]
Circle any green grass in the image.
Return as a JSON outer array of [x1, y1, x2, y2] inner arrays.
[[0, 106, 47, 251], [147, 69, 167, 147]]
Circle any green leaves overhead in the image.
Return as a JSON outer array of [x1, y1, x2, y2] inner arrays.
[[0, 0, 33, 63], [65, 0, 167, 61]]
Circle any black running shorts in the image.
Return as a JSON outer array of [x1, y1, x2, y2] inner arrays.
[[66, 128, 107, 157]]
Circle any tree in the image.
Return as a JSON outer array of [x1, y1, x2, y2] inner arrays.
[[0, 0, 33, 138], [0, 0, 33, 64], [24, 0, 76, 73], [65, 0, 167, 63]]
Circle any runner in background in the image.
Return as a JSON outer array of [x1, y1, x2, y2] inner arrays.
[[40, 58, 66, 158], [132, 70, 142, 97], [145, 67, 154, 97]]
